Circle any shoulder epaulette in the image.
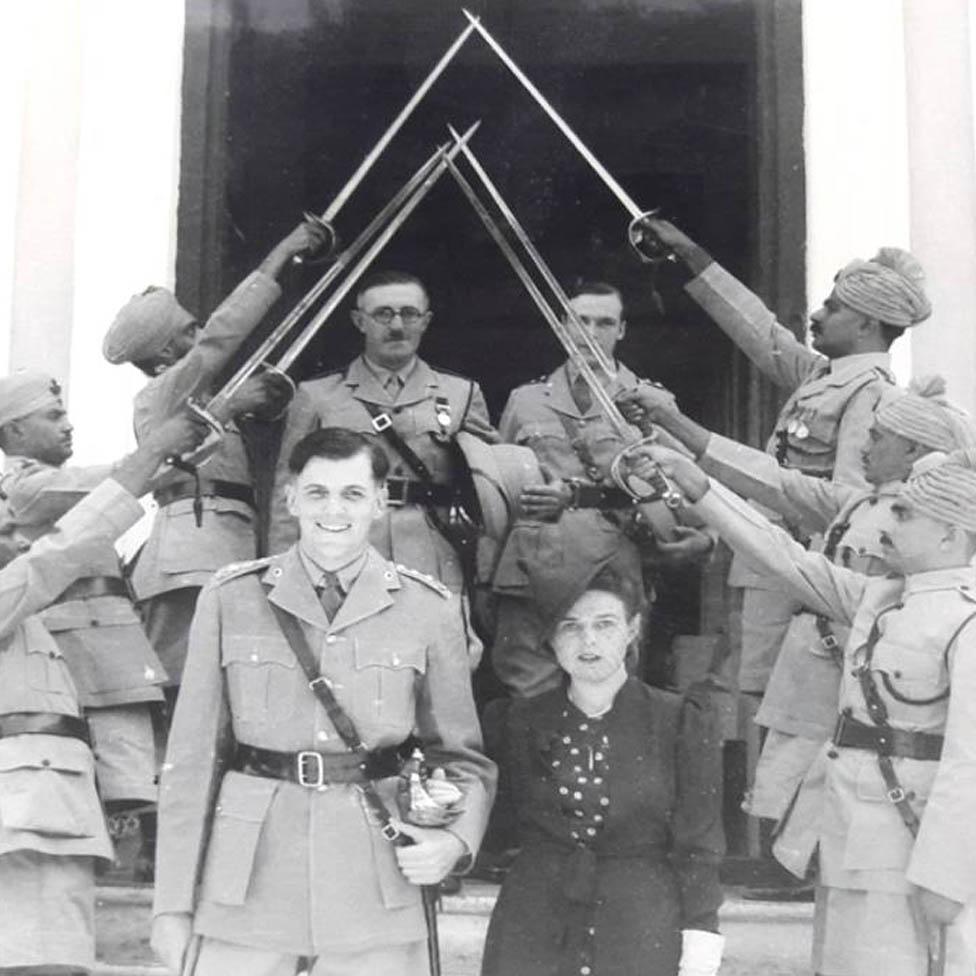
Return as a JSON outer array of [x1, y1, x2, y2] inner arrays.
[[394, 563, 450, 599], [428, 364, 475, 382], [213, 556, 273, 583]]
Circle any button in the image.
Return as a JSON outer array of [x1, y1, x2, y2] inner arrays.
[[41, 758, 51, 767], [49, 651, 58, 659], [594, 814, 603, 822], [562, 736, 572, 744], [578, 776, 588, 784], [586, 827, 596, 836], [579, 723, 589, 731], [392, 654, 400, 666], [570, 747, 580, 756], [144, 667, 156, 680], [90, 619, 100, 627], [250, 653, 259, 662], [600, 797, 610, 807], [317, 731, 328, 742], [559, 786, 569, 795], [552, 760, 561, 767], [325, 635, 337, 644], [573, 791, 583, 800], [594, 752, 604, 761], [827, 749, 839, 759]]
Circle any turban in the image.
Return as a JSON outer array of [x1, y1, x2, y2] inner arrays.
[[0, 370, 64, 428], [102, 287, 195, 365], [900, 449, 976, 533], [834, 247, 932, 328], [876, 375, 976, 453]]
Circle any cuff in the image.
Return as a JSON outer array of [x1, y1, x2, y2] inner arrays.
[[678, 929, 724, 976]]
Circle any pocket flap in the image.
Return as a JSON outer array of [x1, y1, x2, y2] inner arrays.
[[354, 641, 425, 672], [223, 635, 296, 669]]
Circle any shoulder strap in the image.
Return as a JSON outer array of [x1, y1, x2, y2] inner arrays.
[[360, 401, 438, 485], [264, 596, 406, 845]]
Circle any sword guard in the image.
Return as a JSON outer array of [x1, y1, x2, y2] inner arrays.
[[292, 212, 339, 266], [628, 209, 679, 266]]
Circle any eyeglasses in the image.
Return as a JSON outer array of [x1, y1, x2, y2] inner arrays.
[[360, 306, 428, 326]]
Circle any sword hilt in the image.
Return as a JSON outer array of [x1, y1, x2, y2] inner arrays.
[[628, 209, 680, 266], [292, 212, 340, 266]]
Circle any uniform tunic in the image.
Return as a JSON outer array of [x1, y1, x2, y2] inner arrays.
[[693, 481, 976, 975], [0, 478, 146, 968], [492, 363, 646, 697], [154, 545, 496, 959], [1, 456, 166, 801], [130, 270, 283, 682], [481, 679, 724, 976], [269, 355, 497, 594], [685, 262, 894, 692]]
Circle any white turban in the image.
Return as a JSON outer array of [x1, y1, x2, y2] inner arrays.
[[0, 370, 64, 428], [834, 247, 932, 328], [900, 449, 976, 533], [102, 287, 195, 365], [876, 375, 976, 453]]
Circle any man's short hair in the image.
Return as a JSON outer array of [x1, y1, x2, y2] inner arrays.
[[567, 279, 625, 315], [288, 427, 390, 482], [355, 270, 428, 307]]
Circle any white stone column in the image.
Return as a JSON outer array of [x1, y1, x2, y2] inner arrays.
[[903, 0, 976, 417]]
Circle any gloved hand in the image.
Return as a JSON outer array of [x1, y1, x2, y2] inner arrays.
[[677, 929, 724, 976]]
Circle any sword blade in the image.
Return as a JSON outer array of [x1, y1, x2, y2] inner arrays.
[[463, 10, 641, 219], [447, 125, 615, 382], [275, 122, 481, 373], [319, 18, 479, 223], [445, 156, 630, 439]]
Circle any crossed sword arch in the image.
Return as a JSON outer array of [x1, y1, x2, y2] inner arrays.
[[182, 13, 681, 523]]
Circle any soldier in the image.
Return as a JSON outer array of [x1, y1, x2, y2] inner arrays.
[[269, 271, 497, 589], [621, 376, 976, 825], [0, 411, 205, 974], [492, 280, 711, 698], [152, 427, 495, 976], [642, 442, 976, 976], [102, 220, 326, 694], [638, 218, 932, 700]]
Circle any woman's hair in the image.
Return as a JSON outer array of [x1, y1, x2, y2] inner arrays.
[[578, 565, 643, 618]]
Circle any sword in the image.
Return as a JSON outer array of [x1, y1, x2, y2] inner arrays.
[[273, 121, 481, 374], [461, 11, 675, 269], [296, 17, 480, 260]]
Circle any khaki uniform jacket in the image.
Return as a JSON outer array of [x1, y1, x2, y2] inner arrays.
[[0, 478, 145, 859], [1, 457, 166, 705], [269, 356, 497, 592], [153, 545, 496, 955], [130, 271, 282, 600], [493, 362, 645, 603], [693, 482, 976, 903], [686, 262, 894, 588]]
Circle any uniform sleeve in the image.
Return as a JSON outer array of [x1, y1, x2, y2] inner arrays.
[[691, 479, 866, 624], [702, 433, 851, 536], [906, 615, 976, 904], [460, 381, 500, 444], [830, 382, 884, 489], [153, 581, 234, 916], [267, 383, 321, 554], [670, 685, 725, 930], [416, 593, 497, 859], [134, 270, 282, 435], [0, 479, 144, 638], [685, 263, 821, 392], [498, 390, 522, 445], [4, 462, 115, 529]]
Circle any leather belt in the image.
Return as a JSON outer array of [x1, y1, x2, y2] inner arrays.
[[54, 576, 129, 605], [385, 477, 457, 508], [832, 711, 943, 762], [154, 480, 255, 510], [567, 482, 634, 510], [0, 712, 91, 745], [233, 742, 406, 789]]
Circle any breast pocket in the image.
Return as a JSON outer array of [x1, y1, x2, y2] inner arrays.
[[352, 641, 426, 734], [24, 640, 75, 701], [873, 643, 948, 705], [223, 636, 299, 729]]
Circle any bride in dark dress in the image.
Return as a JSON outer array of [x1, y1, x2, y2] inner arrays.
[[480, 567, 725, 976]]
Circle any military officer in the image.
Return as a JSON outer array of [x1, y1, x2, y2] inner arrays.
[[639, 218, 933, 697], [102, 220, 326, 690], [0, 412, 205, 973], [642, 442, 976, 975], [492, 280, 711, 698], [0, 370, 170, 820], [152, 427, 495, 976], [268, 270, 497, 613]]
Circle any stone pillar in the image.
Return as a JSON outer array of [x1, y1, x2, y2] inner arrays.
[[903, 0, 976, 415]]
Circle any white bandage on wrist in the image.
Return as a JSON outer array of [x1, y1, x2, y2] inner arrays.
[[677, 928, 724, 976]]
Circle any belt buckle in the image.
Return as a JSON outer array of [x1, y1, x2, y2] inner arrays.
[[297, 751, 326, 789], [371, 413, 393, 433], [386, 478, 407, 507], [886, 786, 907, 804]]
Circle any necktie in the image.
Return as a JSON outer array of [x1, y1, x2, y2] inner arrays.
[[571, 375, 593, 415], [317, 571, 345, 622], [384, 372, 404, 400]]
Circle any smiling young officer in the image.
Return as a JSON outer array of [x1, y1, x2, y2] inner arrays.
[[641, 442, 976, 976], [153, 427, 495, 976]]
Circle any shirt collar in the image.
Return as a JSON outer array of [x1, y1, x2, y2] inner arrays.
[[298, 546, 369, 592], [362, 354, 418, 387], [902, 565, 976, 596], [828, 351, 891, 375]]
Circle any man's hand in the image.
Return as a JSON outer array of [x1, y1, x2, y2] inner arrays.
[[635, 217, 712, 275], [628, 445, 710, 503], [425, 768, 463, 808], [260, 218, 333, 278], [150, 912, 193, 974], [115, 412, 211, 498], [519, 465, 572, 521], [228, 371, 294, 420], [617, 383, 679, 428], [648, 525, 715, 567], [912, 885, 962, 965], [393, 822, 467, 885]]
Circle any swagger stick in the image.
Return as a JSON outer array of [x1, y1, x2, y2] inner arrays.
[[273, 122, 481, 374]]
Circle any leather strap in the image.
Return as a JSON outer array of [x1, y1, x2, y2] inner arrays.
[[154, 480, 255, 510], [386, 476, 457, 508], [54, 576, 130, 605], [567, 481, 634, 511], [0, 712, 91, 745], [833, 710, 943, 761], [233, 742, 407, 787], [264, 596, 409, 845]]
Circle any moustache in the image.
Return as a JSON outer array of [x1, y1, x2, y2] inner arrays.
[[879, 531, 893, 547]]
